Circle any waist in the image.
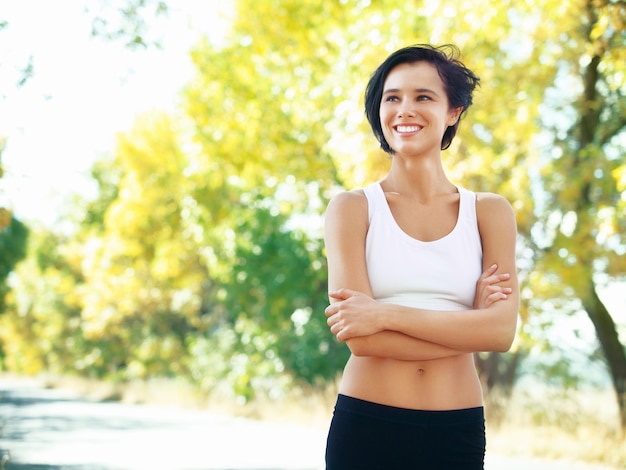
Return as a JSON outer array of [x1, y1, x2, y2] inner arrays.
[[339, 354, 483, 410]]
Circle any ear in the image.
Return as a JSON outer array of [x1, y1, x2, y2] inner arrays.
[[447, 106, 463, 126]]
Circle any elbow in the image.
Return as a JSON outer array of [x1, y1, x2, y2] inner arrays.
[[489, 323, 517, 353], [478, 335, 513, 353], [484, 307, 518, 352], [492, 335, 514, 353]]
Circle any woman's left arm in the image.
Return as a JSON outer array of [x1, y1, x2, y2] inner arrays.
[[326, 193, 519, 353]]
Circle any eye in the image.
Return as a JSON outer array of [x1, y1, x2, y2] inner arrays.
[[416, 95, 432, 101], [384, 95, 399, 102]]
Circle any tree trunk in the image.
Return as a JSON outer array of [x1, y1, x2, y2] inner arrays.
[[582, 280, 626, 432], [572, 1, 626, 432], [475, 351, 521, 396]]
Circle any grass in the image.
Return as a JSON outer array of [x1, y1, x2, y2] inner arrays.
[[484, 386, 625, 469], [8, 373, 626, 469]]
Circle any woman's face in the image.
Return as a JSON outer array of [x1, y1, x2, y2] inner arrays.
[[379, 61, 461, 157]]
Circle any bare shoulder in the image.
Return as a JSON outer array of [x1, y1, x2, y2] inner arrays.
[[475, 191, 512, 206], [476, 192, 515, 218], [475, 192, 517, 235], [475, 192, 518, 284], [324, 189, 369, 242], [325, 189, 368, 219]]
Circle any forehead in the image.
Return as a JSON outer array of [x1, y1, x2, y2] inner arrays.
[[383, 61, 445, 91]]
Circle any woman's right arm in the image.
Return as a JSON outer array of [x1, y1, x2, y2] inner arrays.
[[324, 190, 463, 361]]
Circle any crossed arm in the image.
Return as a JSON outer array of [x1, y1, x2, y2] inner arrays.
[[323, 189, 519, 361]]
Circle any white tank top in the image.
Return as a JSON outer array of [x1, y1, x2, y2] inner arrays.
[[363, 182, 483, 311]]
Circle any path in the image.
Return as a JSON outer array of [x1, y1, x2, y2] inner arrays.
[[0, 378, 617, 470]]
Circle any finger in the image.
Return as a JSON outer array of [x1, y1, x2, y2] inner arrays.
[[476, 267, 498, 286], [488, 292, 508, 303], [335, 327, 348, 343], [482, 272, 511, 286], [329, 288, 350, 300], [486, 285, 512, 296], [482, 264, 498, 278], [485, 285, 501, 294], [329, 288, 359, 300]]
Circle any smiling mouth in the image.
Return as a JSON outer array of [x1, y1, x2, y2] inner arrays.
[[394, 125, 421, 133]]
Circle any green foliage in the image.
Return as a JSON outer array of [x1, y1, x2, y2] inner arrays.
[[218, 199, 348, 382], [185, 183, 348, 400], [0, 215, 28, 312], [527, 0, 626, 427], [76, 113, 208, 379], [0, 229, 82, 374]]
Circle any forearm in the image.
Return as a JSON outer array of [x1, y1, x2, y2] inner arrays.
[[346, 330, 465, 361], [382, 301, 518, 352]]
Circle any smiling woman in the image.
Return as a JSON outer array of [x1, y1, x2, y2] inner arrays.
[[323, 44, 519, 469]]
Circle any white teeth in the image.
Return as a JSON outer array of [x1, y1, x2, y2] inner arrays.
[[396, 126, 419, 133]]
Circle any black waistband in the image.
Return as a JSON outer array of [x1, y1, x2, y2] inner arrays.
[[334, 394, 484, 427]]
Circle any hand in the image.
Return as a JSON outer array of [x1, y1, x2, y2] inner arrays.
[[473, 264, 512, 309], [325, 288, 383, 342]]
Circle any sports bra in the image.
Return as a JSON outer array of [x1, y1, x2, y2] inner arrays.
[[363, 182, 483, 311]]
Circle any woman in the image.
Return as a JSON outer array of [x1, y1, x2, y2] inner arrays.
[[323, 44, 519, 469]]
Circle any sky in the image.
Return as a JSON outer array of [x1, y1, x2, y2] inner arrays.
[[0, 0, 229, 227]]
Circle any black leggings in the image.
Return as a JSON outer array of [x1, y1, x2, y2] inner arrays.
[[325, 394, 486, 470]]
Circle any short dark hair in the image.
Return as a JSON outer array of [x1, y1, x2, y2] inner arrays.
[[364, 44, 480, 153]]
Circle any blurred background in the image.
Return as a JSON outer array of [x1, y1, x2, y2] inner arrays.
[[0, 0, 624, 467]]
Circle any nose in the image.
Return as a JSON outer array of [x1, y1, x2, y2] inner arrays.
[[397, 100, 416, 118]]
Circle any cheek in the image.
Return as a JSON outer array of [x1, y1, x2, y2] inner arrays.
[[380, 121, 393, 142], [378, 116, 387, 134], [379, 108, 393, 132]]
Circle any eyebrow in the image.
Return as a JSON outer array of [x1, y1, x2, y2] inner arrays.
[[382, 87, 440, 96]]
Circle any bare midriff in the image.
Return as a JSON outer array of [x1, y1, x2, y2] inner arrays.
[[338, 353, 483, 410]]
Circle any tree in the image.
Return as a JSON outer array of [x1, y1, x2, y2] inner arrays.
[[0, 143, 28, 314], [534, 0, 626, 430], [0, 228, 85, 375], [0, 214, 28, 312], [77, 112, 207, 379], [180, 0, 366, 394]]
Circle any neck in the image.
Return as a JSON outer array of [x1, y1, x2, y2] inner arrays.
[[382, 154, 454, 199]]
